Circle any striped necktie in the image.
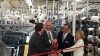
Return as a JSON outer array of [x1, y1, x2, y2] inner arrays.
[[48, 31, 51, 39]]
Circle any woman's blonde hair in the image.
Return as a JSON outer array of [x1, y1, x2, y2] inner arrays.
[[76, 29, 85, 39]]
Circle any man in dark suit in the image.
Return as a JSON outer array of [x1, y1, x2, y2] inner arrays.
[[57, 24, 74, 56], [42, 20, 57, 50], [27, 23, 51, 56]]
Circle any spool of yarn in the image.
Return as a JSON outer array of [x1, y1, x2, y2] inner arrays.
[[31, 9, 38, 16], [23, 16, 32, 20], [9, 15, 22, 22], [91, 16, 99, 22], [88, 28, 94, 31], [9, 15, 19, 20], [26, 36, 30, 43], [60, 5, 66, 10], [98, 48, 100, 55], [88, 52, 92, 56], [4, 16, 11, 25], [81, 16, 86, 20], [99, 27, 100, 34], [98, 39, 100, 43], [38, 14, 47, 23], [40, 5, 46, 10], [87, 35, 93, 41], [91, 36, 99, 43], [52, 15, 57, 21]]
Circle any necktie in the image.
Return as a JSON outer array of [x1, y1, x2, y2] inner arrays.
[[48, 32, 53, 50], [62, 34, 65, 43], [48, 32, 51, 39]]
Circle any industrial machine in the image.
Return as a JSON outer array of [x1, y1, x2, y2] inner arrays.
[[2, 31, 29, 56]]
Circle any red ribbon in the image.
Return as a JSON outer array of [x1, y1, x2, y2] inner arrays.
[[53, 41, 58, 49], [31, 42, 98, 56]]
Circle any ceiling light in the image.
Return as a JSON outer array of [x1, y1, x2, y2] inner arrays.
[[71, 0, 84, 5], [76, 0, 81, 1], [71, 2, 74, 5], [76, 0, 84, 2]]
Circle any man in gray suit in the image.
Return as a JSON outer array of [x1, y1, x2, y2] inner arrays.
[[42, 20, 57, 50], [27, 23, 51, 56]]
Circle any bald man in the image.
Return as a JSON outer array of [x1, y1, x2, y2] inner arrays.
[[42, 20, 57, 50]]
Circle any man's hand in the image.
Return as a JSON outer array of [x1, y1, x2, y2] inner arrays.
[[51, 53, 58, 56], [51, 39, 57, 43], [53, 39, 57, 43], [51, 53, 63, 56], [58, 53, 63, 56]]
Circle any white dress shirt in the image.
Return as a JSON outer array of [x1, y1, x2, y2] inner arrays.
[[38, 32, 41, 35], [63, 33, 68, 40], [46, 30, 53, 39], [63, 39, 84, 56]]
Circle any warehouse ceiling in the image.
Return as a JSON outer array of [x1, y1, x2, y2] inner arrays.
[[0, 0, 100, 12]]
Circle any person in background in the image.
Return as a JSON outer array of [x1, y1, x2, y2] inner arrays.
[[27, 23, 51, 56], [0, 40, 10, 56], [42, 20, 57, 50], [62, 29, 85, 56], [57, 23, 74, 56]]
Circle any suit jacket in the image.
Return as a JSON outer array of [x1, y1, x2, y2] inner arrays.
[[41, 30, 57, 49], [27, 32, 51, 56], [57, 31, 74, 56], [63, 39, 84, 56]]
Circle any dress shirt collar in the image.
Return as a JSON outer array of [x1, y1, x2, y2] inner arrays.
[[45, 30, 51, 33], [45, 30, 53, 39], [63, 32, 68, 39], [63, 32, 68, 36], [38, 32, 41, 35]]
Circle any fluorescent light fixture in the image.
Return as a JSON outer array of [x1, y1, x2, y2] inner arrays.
[[76, 0, 81, 1], [76, 0, 84, 2], [71, 0, 84, 5]]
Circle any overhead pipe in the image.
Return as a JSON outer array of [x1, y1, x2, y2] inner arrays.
[[10, 0, 12, 4], [50, 4, 52, 19], [53, 0, 61, 18], [3, 0, 7, 16], [57, 1, 59, 18], [53, 0, 55, 17], [46, 0, 48, 19], [20, 1, 23, 17], [86, 1, 89, 18], [66, 1, 68, 23], [24, 0, 33, 15], [48, 5, 49, 18], [72, 0, 76, 37], [49, 4, 51, 18], [67, 1, 69, 16]]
